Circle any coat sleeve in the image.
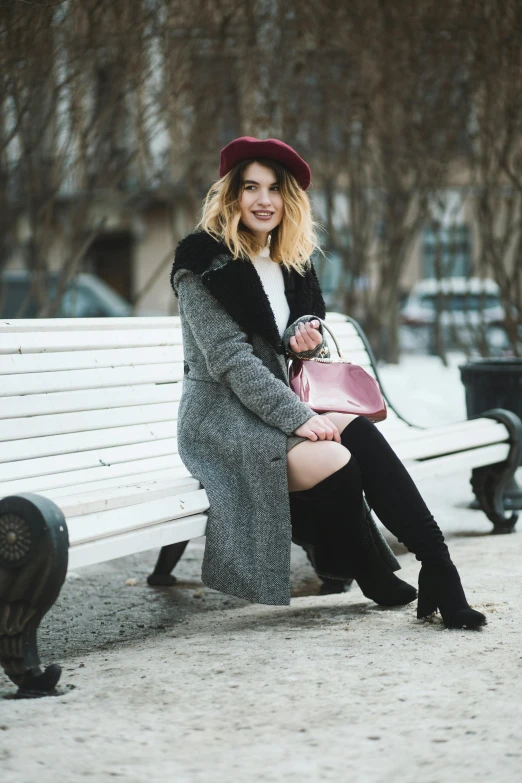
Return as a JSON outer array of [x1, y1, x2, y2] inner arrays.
[[175, 269, 317, 436], [282, 315, 331, 360]]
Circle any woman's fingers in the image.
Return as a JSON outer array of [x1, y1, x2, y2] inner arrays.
[[293, 415, 342, 444], [299, 322, 321, 349], [323, 416, 341, 443], [290, 321, 322, 353], [307, 415, 337, 441]]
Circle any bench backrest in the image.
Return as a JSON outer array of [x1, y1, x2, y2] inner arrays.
[[0, 313, 406, 501], [0, 317, 184, 499]]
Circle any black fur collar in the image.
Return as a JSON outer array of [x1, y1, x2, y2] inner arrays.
[[170, 230, 325, 355]]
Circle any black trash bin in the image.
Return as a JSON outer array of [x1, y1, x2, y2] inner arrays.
[[460, 358, 522, 510]]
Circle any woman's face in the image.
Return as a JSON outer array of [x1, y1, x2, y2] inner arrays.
[[239, 161, 284, 244]]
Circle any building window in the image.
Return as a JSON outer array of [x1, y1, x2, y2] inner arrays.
[[422, 224, 471, 279]]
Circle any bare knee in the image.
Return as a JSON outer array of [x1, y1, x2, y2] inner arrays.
[[287, 440, 351, 493]]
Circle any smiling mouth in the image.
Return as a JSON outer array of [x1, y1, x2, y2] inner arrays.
[[252, 211, 274, 219]]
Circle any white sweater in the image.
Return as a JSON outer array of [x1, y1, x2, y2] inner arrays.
[[251, 245, 290, 338]]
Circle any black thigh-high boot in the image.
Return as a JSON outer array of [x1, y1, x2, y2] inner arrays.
[[339, 416, 486, 629], [289, 457, 417, 607]]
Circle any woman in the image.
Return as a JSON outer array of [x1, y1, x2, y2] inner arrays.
[[170, 136, 486, 629]]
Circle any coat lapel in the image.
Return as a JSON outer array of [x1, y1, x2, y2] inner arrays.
[[170, 230, 326, 355]]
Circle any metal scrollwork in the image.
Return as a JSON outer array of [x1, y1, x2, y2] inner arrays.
[[0, 513, 32, 566]]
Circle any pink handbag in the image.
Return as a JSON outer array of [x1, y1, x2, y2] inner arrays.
[[287, 317, 387, 422]]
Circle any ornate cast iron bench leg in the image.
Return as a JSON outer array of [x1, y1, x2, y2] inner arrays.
[[470, 409, 522, 534], [0, 494, 69, 698], [147, 541, 190, 586]]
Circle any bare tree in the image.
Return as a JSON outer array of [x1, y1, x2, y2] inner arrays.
[[1, 0, 163, 317], [467, 0, 522, 355], [281, 0, 466, 361]]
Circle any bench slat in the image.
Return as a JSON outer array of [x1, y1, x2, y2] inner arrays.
[[330, 336, 368, 353], [0, 345, 182, 375], [42, 476, 200, 517], [0, 437, 179, 483], [0, 316, 178, 333], [68, 513, 208, 571], [407, 443, 510, 480], [0, 328, 179, 355], [378, 416, 413, 431], [0, 455, 187, 497], [0, 384, 179, 420], [326, 319, 363, 332], [46, 468, 188, 500], [381, 417, 501, 445], [67, 490, 209, 546], [333, 335, 367, 350], [0, 421, 176, 464], [0, 363, 179, 397], [395, 422, 509, 461], [0, 402, 177, 443]]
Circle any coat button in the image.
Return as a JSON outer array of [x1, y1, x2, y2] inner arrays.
[[184, 361, 189, 375]]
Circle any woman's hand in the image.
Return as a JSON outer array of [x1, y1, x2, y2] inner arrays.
[[288, 319, 322, 354], [293, 414, 341, 443]]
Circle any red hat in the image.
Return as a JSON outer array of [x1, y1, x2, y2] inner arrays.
[[219, 136, 311, 190]]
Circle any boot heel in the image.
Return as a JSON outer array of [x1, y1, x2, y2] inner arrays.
[[417, 562, 487, 628], [416, 589, 437, 619], [417, 564, 438, 618]]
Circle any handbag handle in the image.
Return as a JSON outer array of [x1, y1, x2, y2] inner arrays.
[[309, 316, 344, 360]]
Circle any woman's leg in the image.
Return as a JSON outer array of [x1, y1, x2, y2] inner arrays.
[[286, 438, 351, 592], [289, 456, 417, 606], [286, 413, 371, 593], [287, 439, 350, 492], [339, 416, 487, 628], [286, 412, 358, 493]]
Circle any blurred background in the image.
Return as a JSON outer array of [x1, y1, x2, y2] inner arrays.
[[1, 0, 521, 364]]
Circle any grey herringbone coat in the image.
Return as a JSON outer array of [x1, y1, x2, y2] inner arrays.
[[170, 230, 399, 605]]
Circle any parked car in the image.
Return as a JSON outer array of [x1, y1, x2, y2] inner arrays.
[[0, 270, 133, 318], [400, 277, 509, 353], [401, 277, 505, 326]]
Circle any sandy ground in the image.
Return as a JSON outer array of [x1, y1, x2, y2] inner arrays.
[[1, 355, 522, 783]]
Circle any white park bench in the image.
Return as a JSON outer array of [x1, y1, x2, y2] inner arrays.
[[0, 314, 520, 698]]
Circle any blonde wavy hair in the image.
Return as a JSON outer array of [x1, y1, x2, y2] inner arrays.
[[196, 158, 323, 276]]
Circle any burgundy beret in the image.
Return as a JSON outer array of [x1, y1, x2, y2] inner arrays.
[[219, 136, 311, 190]]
